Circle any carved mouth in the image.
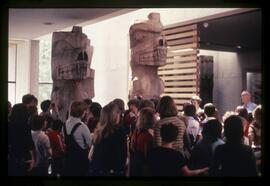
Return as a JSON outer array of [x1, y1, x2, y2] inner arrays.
[[57, 61, 89, 80]]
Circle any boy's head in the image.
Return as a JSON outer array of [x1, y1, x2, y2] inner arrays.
[[30, 115, 46, 131], [51, 119, 63, 131], [160, 123, 178, 143], [40, 99, 51, 112]]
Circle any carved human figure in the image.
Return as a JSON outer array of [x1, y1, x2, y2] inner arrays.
[[129, 13, 167, 99], [51, 26, 94, 121]]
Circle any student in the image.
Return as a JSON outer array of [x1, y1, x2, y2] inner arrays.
[[189, 119, 224, 170], [154, 96, 186, 152], [130, 107, 155, 176], [147, 124, 209, 176], [30, 115, 52, 176], [123, 99, 140, 135], [87, 102, 102, 134], [210, 115, 258, 176], [46, 119, 65, 176], [8, 103, 36, 176], [63, 101, 92, 176], [90, 102, 127, 176]]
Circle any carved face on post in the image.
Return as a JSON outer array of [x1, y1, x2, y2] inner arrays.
[[129, 13, 167, 99], [51, 26, 94, 121]]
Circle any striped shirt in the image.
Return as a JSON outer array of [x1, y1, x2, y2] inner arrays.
[[154, 116, 186, 152]]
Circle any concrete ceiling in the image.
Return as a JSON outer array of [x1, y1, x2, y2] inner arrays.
[[9, 8, 137, 39], [199, 10, 261, 52]]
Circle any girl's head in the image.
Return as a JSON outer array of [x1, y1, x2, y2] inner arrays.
[[137, 107, 155, 130]]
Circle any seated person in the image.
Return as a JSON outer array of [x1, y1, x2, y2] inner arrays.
[[147, 123, 208, 176]]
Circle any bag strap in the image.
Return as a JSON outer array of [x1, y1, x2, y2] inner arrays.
[[70, 123, 82, 136]]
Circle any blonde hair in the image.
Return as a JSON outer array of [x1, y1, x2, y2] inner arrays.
[[93, 102, 120, 144]]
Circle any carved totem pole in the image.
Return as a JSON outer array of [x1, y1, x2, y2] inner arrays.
[[129, 13, 167, 99], [51, 26, 94, 121]]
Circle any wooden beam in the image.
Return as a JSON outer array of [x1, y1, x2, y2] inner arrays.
[[166, 56, 197, 63], [168, 43, 198, 51], [159, 61, 197, 70], [163, 24, 197, 35], [167, 37, 198, 46], [158, 68, 197, 75], [164, 87, 197, 93], [161, 93, 194, 99], [164, 81, 197, 86], [174, 99, 191, 104], [165, 30, 198, 40], [167, 50, 198, 57], [161, 74, 197, 81]]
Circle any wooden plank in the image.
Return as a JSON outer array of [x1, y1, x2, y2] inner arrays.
[[161, 74, 197, 81], [165, 30, 198, 40], [163, 24, 197, 35], [167, 50, 198, 57], [161, 93, 194, 99], [176, 105, 183, 111], [167, 37, 198, 46], [164, 87, 197, 92], [164, 81, 197, 86], [168, 43, 198, 51], [174, 99, 191, 104], [159, 61, 197, 70], [166, 56, 197, 63], [158, 68, 197, 75]]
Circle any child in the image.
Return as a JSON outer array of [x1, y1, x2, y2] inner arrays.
[[30, 115, 52, 176], [147, 123, 208, 176], [46, 119, 65, 176]]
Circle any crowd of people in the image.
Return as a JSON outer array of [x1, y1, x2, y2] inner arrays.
[[8, 90, 261, 177]]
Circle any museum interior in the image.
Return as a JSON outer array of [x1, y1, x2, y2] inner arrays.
[[8, 8, 262, 177]]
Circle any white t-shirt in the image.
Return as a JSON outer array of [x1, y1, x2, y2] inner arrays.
[[31, 130, 51, 167], [186, 116, 200, 141]]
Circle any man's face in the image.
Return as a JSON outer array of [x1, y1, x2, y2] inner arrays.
[[241, 94, 250, 104]]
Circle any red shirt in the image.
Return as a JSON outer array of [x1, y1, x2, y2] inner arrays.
[[131, 128, 153, 156], [47, 131, 65, 158]]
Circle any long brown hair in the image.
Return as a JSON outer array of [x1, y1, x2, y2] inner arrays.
[[93, 102, 120, 144], [137, 107, 155, 130], [157, 96, 178, 119]]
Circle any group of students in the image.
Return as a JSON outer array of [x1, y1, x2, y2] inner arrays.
[[7, 90, 261, 177]]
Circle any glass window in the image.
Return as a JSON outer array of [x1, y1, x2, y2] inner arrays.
[[39, 39, 52, 83], [38, 84, 52, 104], [38, 36, 53, 106]]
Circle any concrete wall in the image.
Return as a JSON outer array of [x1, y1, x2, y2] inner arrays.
[[200, 49, 261, 116]]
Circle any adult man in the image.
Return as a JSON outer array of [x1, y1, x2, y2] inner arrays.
[[241, 91, 257, 113]]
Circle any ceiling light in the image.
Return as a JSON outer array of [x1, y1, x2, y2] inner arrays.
[[203, 22, 209, 28], [236, 45, 242, 49]]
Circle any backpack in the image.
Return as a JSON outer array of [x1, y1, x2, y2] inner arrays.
[[63, 123, 85, 156], [63, 123, 89, 176]]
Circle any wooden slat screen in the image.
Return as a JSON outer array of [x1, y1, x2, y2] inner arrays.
[[159, 24, 200, 111]]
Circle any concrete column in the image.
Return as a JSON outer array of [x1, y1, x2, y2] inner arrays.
[[30, 40, 39, 98]]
